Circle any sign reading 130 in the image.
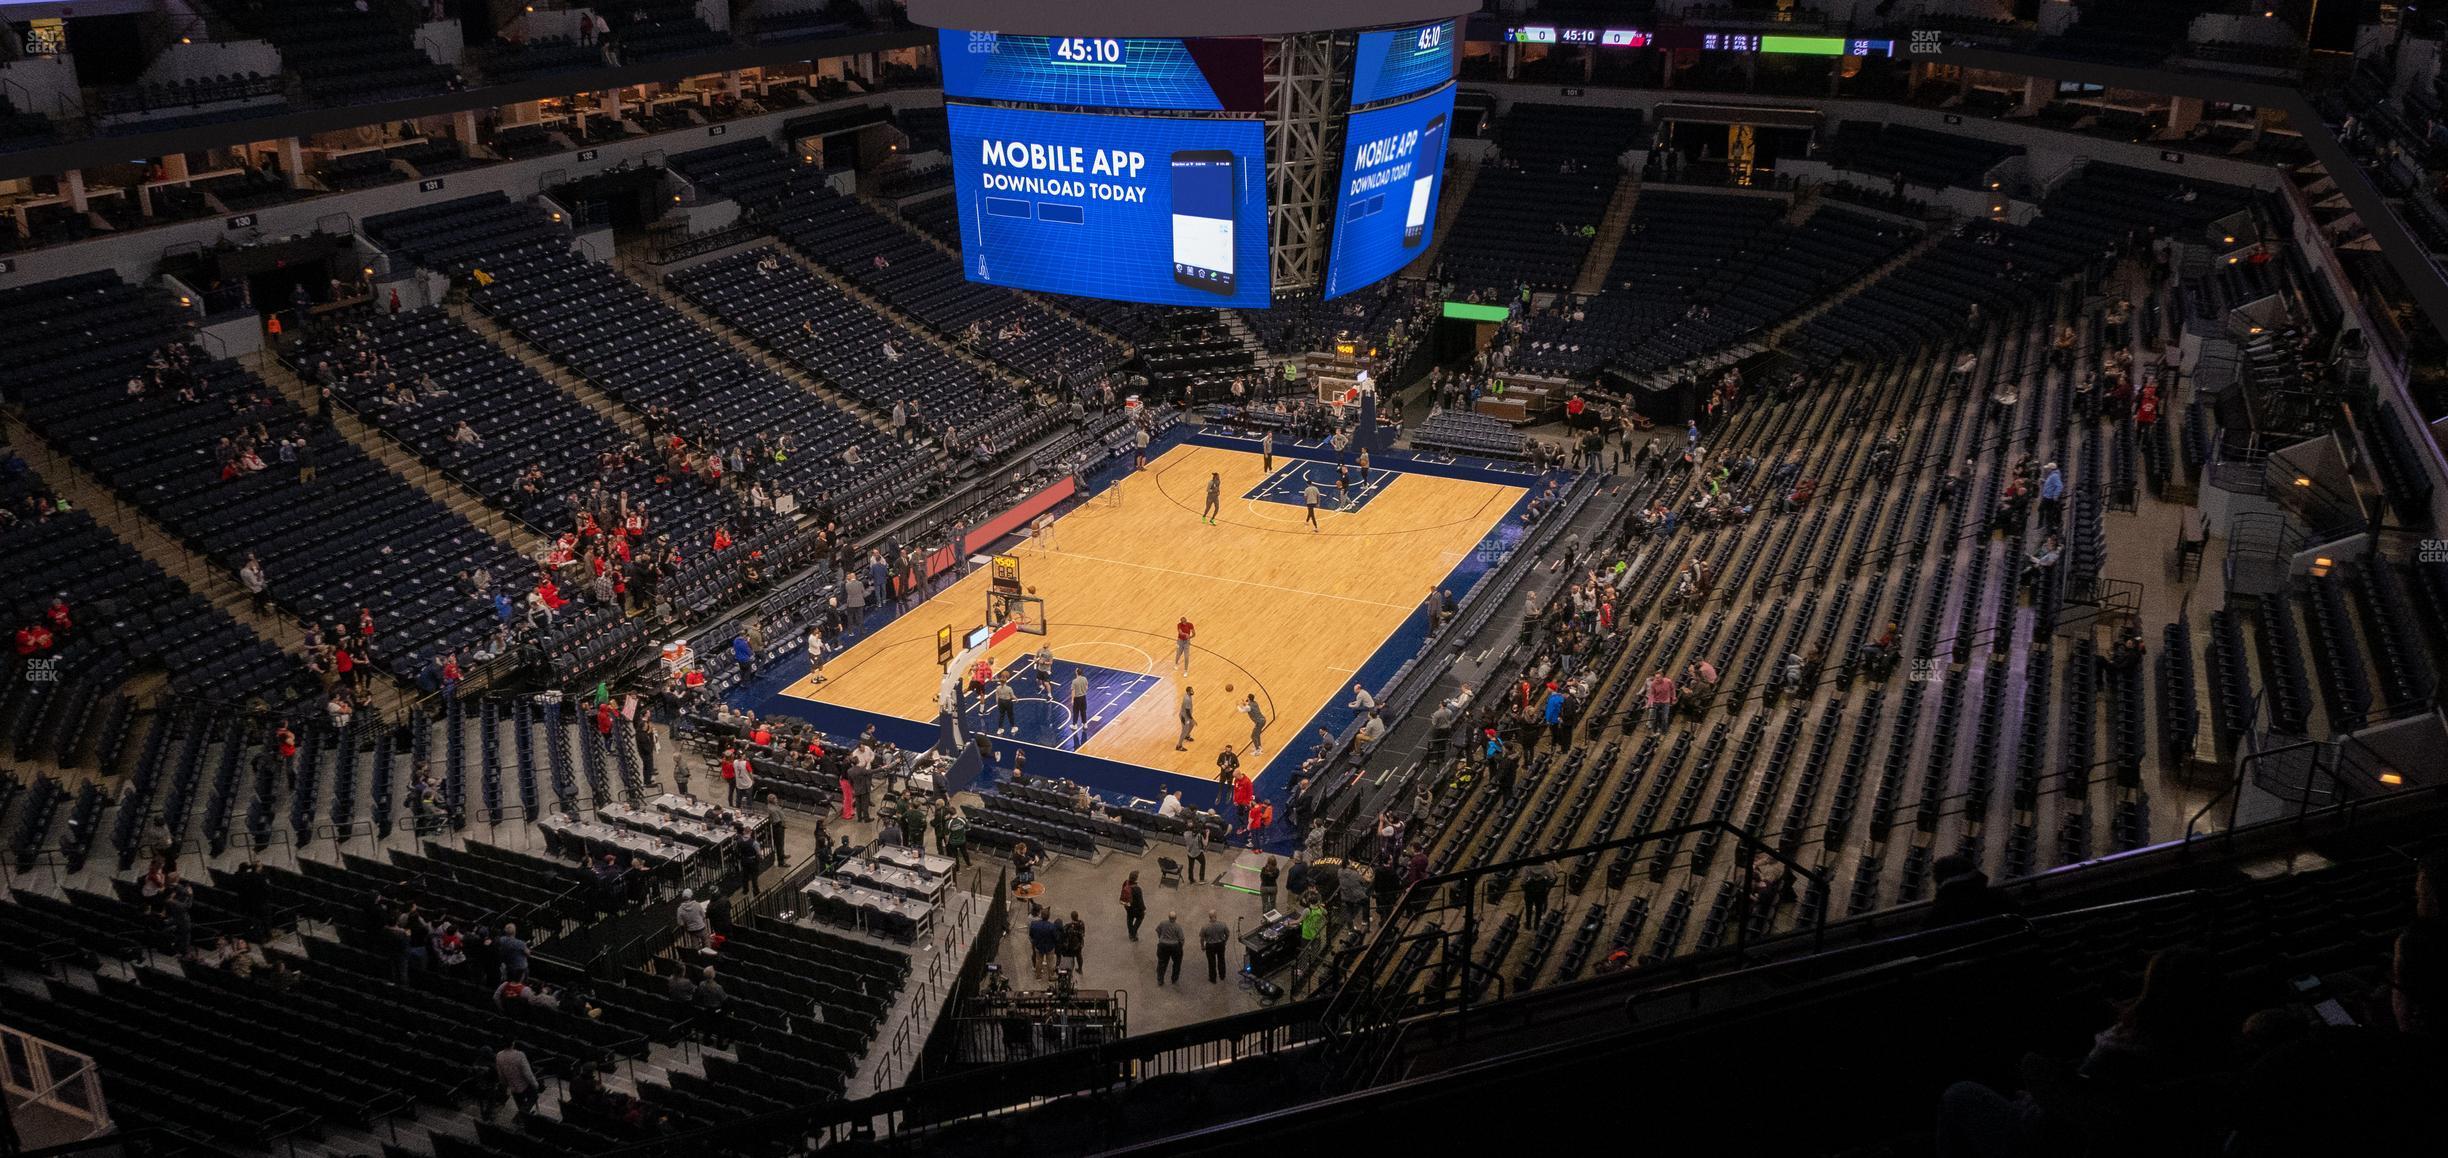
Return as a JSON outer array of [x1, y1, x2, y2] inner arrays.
[[1050, 37, 1125, 66]]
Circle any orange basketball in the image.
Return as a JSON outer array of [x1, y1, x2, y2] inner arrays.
[[1225, 683, 1235, 692]]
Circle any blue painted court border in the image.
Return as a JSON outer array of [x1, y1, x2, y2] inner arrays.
[[730, 422, 1574, 849]]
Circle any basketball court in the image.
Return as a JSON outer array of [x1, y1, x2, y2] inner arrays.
[[771, 439, 1531, 802]]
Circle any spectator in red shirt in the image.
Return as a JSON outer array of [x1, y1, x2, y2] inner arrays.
[[1246, 799, 1275, 834], [13, 624, 52, 655], [1231, 772, 1255, 830], [45, 596, 71, 636]]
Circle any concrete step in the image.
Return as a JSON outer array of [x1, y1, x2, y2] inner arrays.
[[252, 352, 544, 557], [1571, 179, 1643, 297], [630, 260, 891, 429], [443, 301, 649, 443]]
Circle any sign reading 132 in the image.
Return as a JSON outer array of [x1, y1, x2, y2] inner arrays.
[[1050, 37, 1125, 66]]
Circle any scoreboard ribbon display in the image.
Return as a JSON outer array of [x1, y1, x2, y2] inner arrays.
[[947, 103, 1271, 307], [939, 30, 1264, 111], [1325, 83, 1456, 299], [1351, 19, 1457, 107]]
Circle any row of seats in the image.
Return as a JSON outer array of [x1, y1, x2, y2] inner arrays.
[[1410, 410, 1528, 459], [225, 0, 457, 106], [97, 73, 284, 118], [666, 245, 1043, 444], [1825, 120, 2023, 190], [0, 272, 529, 680], [671, 141, 1127, 388], [0, 457, 302, 752]]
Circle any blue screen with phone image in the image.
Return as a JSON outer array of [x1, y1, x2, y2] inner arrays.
[[1323, 83, 1456, 300], [946, 103, 1270, 307]]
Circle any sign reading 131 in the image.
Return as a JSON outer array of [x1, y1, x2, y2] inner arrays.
[[1050, 37, 1125, 66]]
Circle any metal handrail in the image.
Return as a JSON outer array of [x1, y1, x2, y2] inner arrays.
[[1321, 818, 1831, 1037]]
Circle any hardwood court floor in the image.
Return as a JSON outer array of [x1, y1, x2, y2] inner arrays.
[[779, 443, 1526, 787]]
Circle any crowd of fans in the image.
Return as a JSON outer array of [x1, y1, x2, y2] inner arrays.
[[1936, 856, 2448, 1156]]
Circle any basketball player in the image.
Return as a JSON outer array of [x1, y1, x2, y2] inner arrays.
[[1033, 643, 1056, 698], [1175, 616, 1195, 671], [1174, 685, 1196, 751], [1069, 669, 1091, 737], [1260, 429, 1275, 471], [1202, 472, 1221, 525], [1357, 446, 1371, 474], [1241, 692, 1267, 754], [1303, 481, 1320, 531], [1335, 463, 1352, 511]]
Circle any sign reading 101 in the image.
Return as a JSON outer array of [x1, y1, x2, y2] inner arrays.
[[1049, 37, 1125, 66]]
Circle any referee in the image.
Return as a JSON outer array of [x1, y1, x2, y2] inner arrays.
[[1203, 471, 1221, 525], [1303, 481, 1321, 531]]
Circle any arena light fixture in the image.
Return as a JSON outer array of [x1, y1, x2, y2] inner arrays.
[[2379, 771, 2404, 786]]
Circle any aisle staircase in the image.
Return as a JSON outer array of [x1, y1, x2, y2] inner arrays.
[[1763, 216, 1957, 352], [770, 244, 1039, 396], [622, 250, 897, 430], [441, 301, 652, 443], [252, 354, 544, 555], [1571, 180, 1645, 296]]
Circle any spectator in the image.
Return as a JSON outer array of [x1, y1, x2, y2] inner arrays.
[[1026, 907, 1060, 979], [1200, 910, 1232, 983], [1937, 949, 2232, 1156], [495, 1041, 540, 1118], [676, 889, 709, 950], [1058, 911, 1087, 976], [1927, 853, 2014, 928], [492, 922, 529, 981], [1153, 912, 1185, 986], [1120, 871, 1147, 941]]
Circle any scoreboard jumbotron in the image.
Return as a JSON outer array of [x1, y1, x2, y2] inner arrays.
[[914, 0, 1475, 305]]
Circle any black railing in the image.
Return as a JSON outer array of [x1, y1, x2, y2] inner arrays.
[[1321, 818, 1831, 1040]]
